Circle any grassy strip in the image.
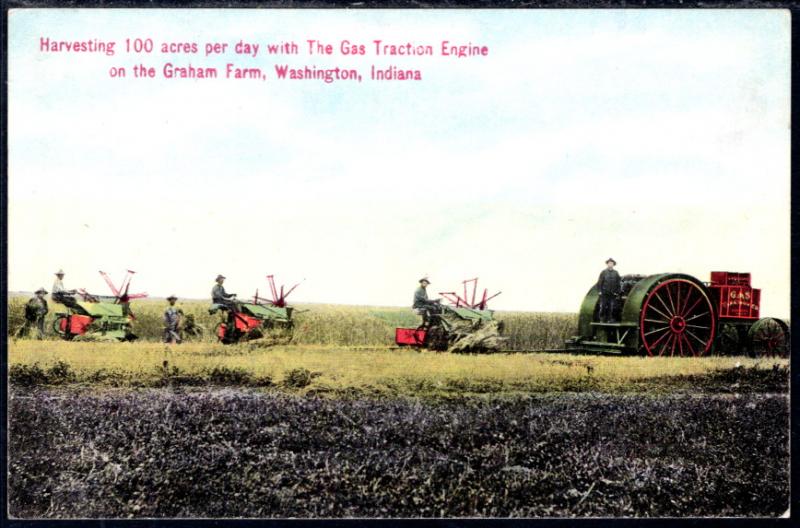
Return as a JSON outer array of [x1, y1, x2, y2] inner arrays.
[[8, 340, 789, 396]]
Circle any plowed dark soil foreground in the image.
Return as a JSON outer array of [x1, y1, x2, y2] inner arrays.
[[8, 388, 788, 518]]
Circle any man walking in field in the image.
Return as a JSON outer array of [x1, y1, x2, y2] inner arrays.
[[163, 295, 184, 344], [52, 269, 79, 309], [210, 274, 238, 313], [597, 258, 622, 323], [18, 288, 49, 339]]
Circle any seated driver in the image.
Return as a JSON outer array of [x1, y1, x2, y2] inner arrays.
[[412, 277, 441, 325], [209, 274, 238, 313], [51, 269, 79, 309]]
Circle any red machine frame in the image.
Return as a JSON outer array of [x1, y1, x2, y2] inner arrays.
[[708, 271, 760, 320], [438, 277, 501, 310]]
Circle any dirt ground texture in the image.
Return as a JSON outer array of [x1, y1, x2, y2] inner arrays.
[[8, 386, 789, 519]]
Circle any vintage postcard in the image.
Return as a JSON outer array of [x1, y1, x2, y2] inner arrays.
[[5, 6, 790, 519]]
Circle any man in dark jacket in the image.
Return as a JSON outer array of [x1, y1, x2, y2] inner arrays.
[[413, 278, 431, 309], [597, 258, 621, 322], [210, 274, 237, 313], [413, 277, 441, 325], [19, 288, 49, 339]]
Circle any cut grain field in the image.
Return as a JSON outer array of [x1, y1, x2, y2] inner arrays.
[[7, 340, 789, 396]]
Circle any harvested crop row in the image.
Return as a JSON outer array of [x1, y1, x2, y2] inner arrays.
[[8, 341, 789, 395], [8, 389, 788, 518]]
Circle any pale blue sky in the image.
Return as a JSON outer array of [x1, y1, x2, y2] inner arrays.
[[8, 9, 790, 315]]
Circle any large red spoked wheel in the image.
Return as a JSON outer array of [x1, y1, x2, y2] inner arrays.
[[747, 318, 789, 358], [640, 278, 716, 357]]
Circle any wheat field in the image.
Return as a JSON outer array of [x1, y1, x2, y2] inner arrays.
[[7, 297, 576, 351]]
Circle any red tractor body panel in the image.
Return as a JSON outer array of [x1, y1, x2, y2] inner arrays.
[[709, 271, 760, 320]]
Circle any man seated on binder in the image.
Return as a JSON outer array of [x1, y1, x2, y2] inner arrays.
[[209, 274, 238, 314], [51, 269, 79, 309], [413, 277, 442, 326]]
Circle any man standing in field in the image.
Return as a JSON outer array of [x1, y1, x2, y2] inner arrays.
[[210, 274, 237, 313], [18, 288, 49, 339], [51, 269, 79, 309], [597, 258, 622, 323], [163, 295, 183, 344]]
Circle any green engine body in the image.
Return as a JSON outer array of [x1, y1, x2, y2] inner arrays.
[[565, 273, 715, 356]]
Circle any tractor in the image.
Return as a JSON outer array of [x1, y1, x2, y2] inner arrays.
[[395, 278, 506, 353], [565, 271, 789, 357], [214, 275, 298, 345], [52, 270, 147, 342]]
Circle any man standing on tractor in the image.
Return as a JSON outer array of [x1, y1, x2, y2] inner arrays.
[[163, 295, 183, 344], [413, 277, 441, 325], [52, 269, 79, 309], [18, 288, 49, 339], [597, 258, 622, 322], [210, 274, 238, 313]]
